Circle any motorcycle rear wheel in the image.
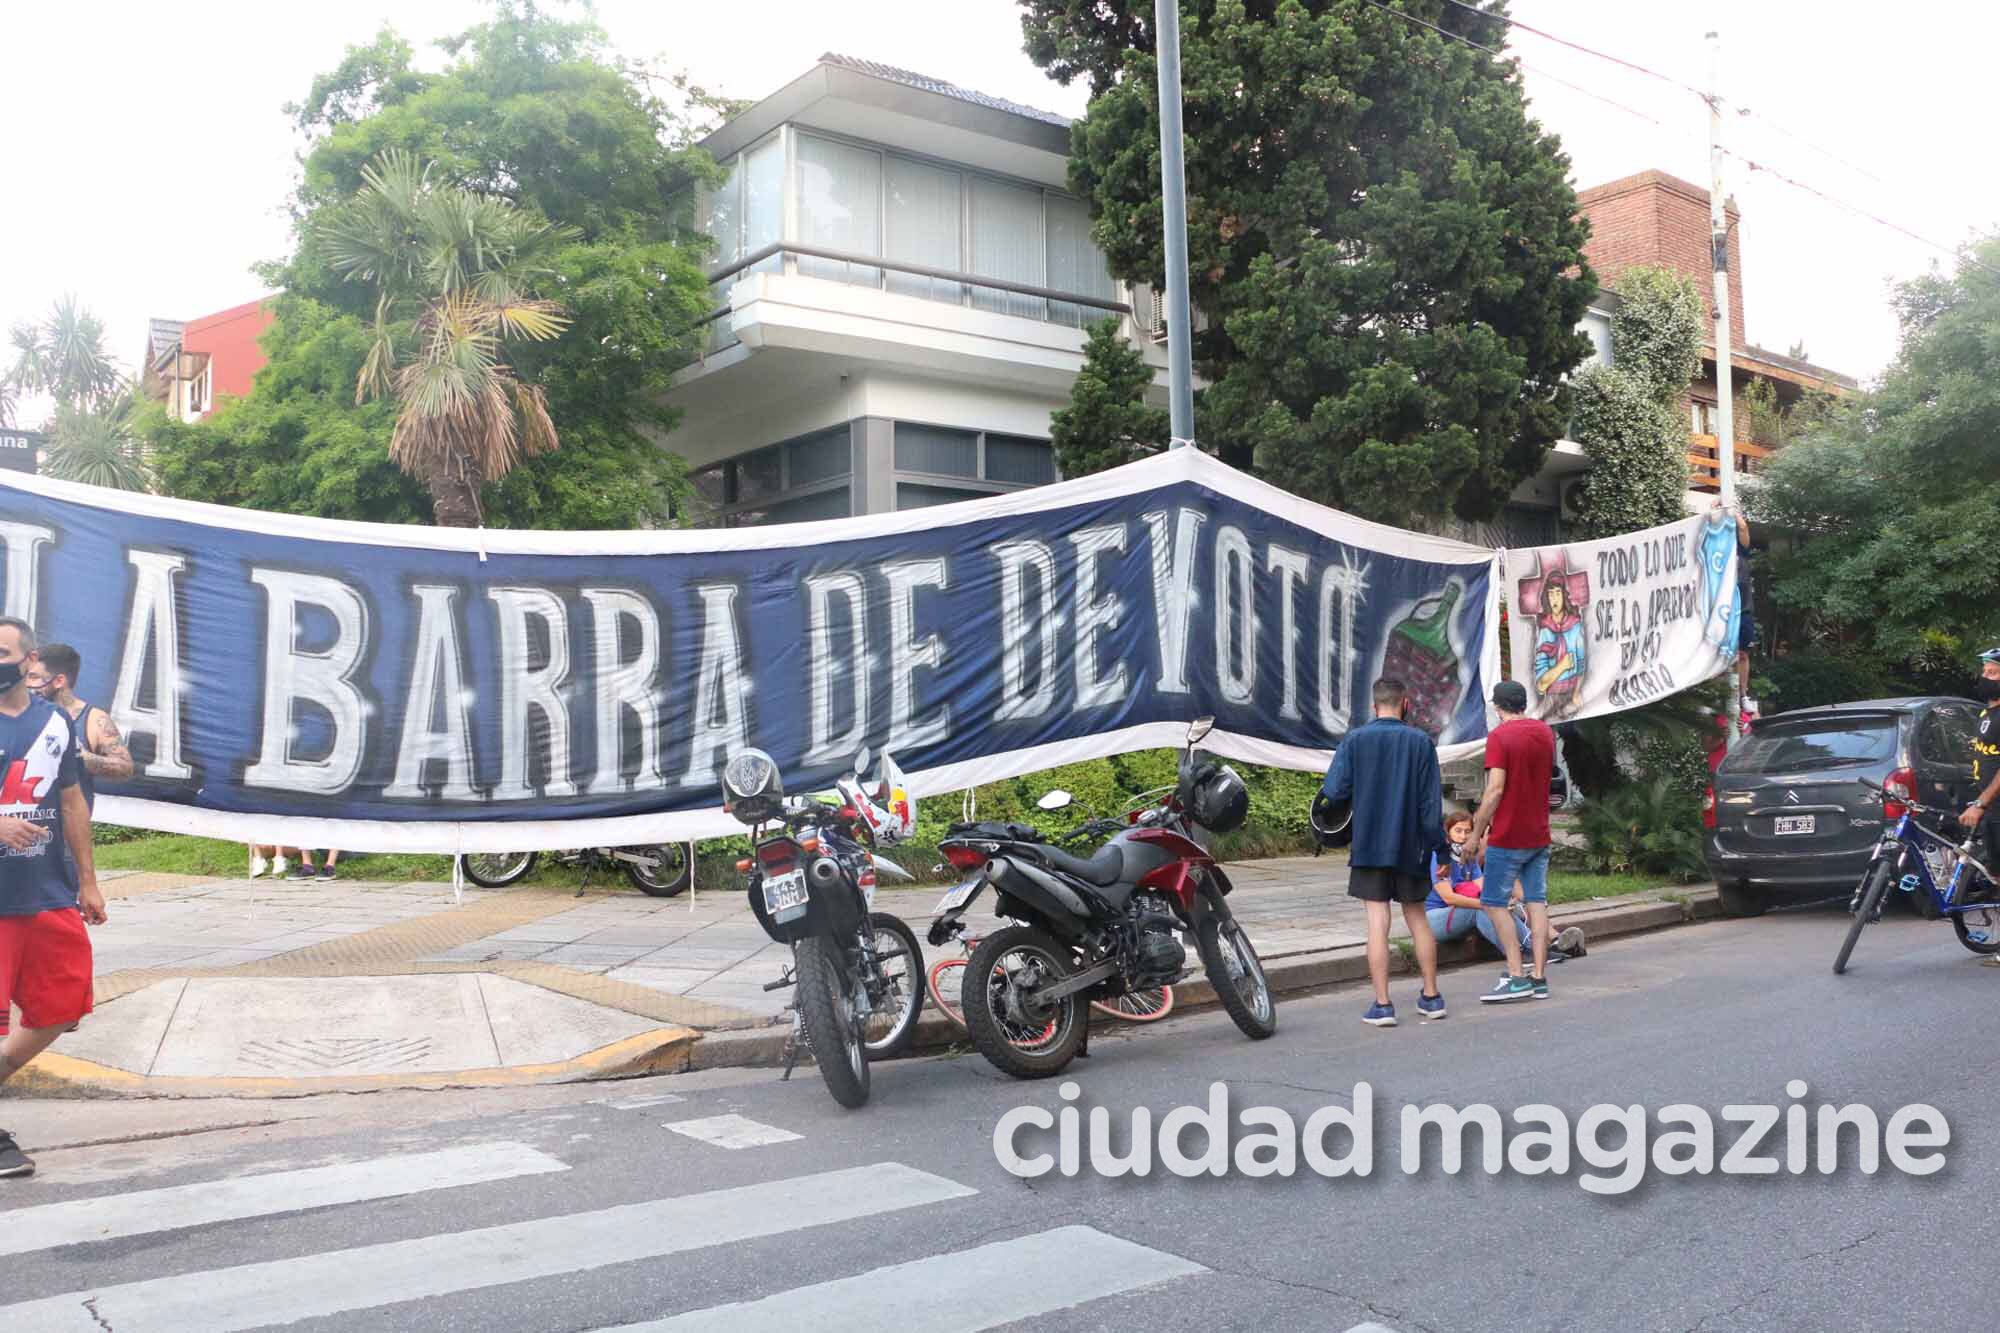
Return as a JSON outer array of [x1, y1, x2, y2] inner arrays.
[[1197, 906, 1277, 1039], [963, 926, 1087, 1079], [794, 936, 870, 1108], [458, 852, 538, 888], [621, 843, 691, 897]]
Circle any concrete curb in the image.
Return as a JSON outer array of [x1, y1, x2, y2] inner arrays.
[[686, 887, 1721, 1072], [12, 1026, 700, 1101]]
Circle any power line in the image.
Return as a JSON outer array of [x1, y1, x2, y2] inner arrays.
[[1727, 102, 1885, 187], [1719, 147, 1998, 277], [1433, 0, 1707, 99]]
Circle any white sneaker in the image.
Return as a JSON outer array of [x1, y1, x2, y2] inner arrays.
[[249, 855, 269, 880], [272, 856, 289, 877]]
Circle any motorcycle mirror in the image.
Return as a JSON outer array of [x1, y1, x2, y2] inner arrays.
[[1037, 789, 1074, 811], [1187, 716, 1216, 746], [852, 745, 872, 778]]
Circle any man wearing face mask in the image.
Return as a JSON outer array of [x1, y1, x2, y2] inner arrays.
[[1958, 648, 2000, 871], [0, 617, 107, 1180]]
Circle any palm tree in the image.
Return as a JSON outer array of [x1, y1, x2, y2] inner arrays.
[[8, 294, 122, 411], [318, 150, 578, 527], [43, 386, 152, 491]]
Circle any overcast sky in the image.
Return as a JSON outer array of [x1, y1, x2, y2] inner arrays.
[[3, 0, 1988, 416]]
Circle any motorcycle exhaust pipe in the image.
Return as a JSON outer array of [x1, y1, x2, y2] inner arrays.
[[806, 856, 844, 891]]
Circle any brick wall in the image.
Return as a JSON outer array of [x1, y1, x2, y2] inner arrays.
[[1577, 169, 1746, 353]]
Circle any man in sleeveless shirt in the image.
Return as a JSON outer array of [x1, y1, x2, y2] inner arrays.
[[33, 643, 133, 805]]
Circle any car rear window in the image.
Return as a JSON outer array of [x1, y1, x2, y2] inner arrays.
[[1727, 716, 1899, 774]]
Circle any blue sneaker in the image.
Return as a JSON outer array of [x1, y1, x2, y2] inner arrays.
[[1531, 973, 1551, 1000], [1416, 991, 1446, 1021], [1362, 1001, 1397, 1027], [1480, 975, 1535, 1004]]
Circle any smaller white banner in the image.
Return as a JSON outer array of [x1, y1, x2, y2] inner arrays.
[[1506, 510, 1738, 723]]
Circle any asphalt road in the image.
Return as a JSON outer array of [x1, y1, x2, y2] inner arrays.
[[3, 902, 1995, 1332]]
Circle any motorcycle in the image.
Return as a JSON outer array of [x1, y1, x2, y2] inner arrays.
[[928, 716, 1277, 1079], [455, 844, 692, 897], [723, 745, 925, 1108]]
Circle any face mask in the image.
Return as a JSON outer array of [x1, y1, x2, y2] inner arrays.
[[0, 661, 22, 692], [1976, 678, 2000, 703]]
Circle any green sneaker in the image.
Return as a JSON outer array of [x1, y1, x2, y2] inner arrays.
[[1480, 975, 1535, 1004], [1531, 973, 1551, 1000]]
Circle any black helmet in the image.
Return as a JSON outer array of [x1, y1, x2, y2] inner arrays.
[[1310, 792, 1353, 852], [1188, 762, 1248, 833]]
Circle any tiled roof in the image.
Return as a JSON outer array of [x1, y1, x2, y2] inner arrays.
[[147, 318, 184, 367], [818, 52, 1072, 128]]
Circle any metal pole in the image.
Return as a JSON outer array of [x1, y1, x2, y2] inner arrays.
[[1155, 0, 1197, 447], [1708, 29, 1743, 749]]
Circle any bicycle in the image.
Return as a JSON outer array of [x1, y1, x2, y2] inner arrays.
[[1833, 781, 2000, 974]]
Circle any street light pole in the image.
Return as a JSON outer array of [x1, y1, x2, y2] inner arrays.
[[1154, 0, 1196, 448], [1707, 29, 1744, 752]]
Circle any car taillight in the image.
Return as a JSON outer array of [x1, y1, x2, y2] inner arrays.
[[1702, 785, 1716, 830], [1883, 768, 1916, 822], [942, 845, 985, 871]]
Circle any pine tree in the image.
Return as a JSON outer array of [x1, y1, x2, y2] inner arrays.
[[1049, 317, 1170, 476]]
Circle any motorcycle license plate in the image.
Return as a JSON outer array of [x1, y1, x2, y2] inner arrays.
[[1774, 815, 1816, 836], [763, 869, 808, 916], [936, 879, 980, 913]]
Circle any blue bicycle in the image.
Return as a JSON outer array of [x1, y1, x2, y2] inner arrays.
[[1833, 780, 2000, 974]]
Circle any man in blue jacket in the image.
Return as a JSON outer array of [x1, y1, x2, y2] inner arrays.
[[1321, 676, 1446, 1027]]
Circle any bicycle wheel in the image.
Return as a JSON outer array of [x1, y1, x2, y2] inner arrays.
[[1953, 905, 2000, 956], [1090, 986, 1176, 1022], [926, 956, 970, 1031], [621, 843, 691, 898], [860, 913, 923, 1058], [1834, 861, 1892, 975]]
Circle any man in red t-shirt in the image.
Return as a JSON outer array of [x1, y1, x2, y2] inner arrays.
[[1469, 681, 1555, 1005]]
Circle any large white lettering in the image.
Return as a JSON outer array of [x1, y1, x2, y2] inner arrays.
[[993, 541, 1057, 723], [384, 585, 478, 801], [1143, 507, 1206, 695], [108, 549, 192, 780], [1319, 557, 1366, 734], [1266, 545, 1310, 721], [582, 588, 662, 795], [1069, 523, 1128, 711], [244, 570, 369, 795], [488, 587, 576, 800], [1213, 524, 1255, 706], [804, 572, 869, 765], [0, 521, 53, 626], [681, 583, 749, 788], [883, 558, 950, 752]]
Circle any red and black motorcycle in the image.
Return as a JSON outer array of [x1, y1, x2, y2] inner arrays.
[[928, 717, 1277, 1079]]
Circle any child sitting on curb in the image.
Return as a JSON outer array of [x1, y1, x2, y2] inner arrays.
[[1428, 812, 1586, 963]]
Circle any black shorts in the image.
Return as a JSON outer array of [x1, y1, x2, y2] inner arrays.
[[1736, 593, 1758, 652], [1348, 867, 1430, 905]]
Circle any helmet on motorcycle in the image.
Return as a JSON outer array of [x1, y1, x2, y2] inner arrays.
[[720, 748, 784, 826], [1188, 762, 1249, 833]]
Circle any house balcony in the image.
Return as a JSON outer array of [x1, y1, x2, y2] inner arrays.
[[1687, 433, 1774, 493]]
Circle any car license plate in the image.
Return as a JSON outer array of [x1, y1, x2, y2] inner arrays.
[[762, 868, 808, 915], [936, 879, 980, 914], [1774, 815, 1816, 836]]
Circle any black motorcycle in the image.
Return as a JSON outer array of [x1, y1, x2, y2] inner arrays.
[[455, 844, 692, 897], [723, 745, 924, 1108]]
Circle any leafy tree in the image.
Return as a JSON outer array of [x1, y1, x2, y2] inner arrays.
[[1567, 265, 1702, 539], [1751, 234, 2000, 660], [44, 389, 151, 491], [6, 296, 151, 491], [318, 149, 576, 527], [6, 294, 122, 412], [150, 1, 720, 529], [1049, 317, 1169, 475], [1021, 0, 1596, 524]]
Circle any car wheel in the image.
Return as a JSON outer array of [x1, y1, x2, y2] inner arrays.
[[1717, 880, 1766, 918]]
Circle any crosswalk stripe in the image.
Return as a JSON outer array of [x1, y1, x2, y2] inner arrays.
[[0, 1162, 975, 1333], [662, 1114, 802, 1149], [606, 1224, 1205, 1331], [0, 1142, 568, 1258]]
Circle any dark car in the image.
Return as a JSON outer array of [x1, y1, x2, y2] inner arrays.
[[1704, 696, 1981, 917]]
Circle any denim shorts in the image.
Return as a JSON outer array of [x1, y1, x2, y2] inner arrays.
[[1480, 844, 1550, 907]]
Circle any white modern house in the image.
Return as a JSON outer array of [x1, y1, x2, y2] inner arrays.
[[669, 53, 1611, 545]]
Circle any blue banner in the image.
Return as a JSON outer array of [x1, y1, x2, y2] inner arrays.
[[0, 452, 1497, 849]]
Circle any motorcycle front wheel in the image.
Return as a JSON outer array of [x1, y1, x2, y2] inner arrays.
[[1197, 905, 1277, 1039], [620, 843, 691, 898], [860, 913, 924, 1059], [963, 925, 1087, 1079], [458, 852, 538, 888], [793, 935, 870, 1108]]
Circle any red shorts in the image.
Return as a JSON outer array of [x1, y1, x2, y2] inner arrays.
[[0, 908, 95, 1036]]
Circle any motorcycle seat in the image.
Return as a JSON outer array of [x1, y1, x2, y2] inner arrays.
[[1039, 843, 1125, 887]]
